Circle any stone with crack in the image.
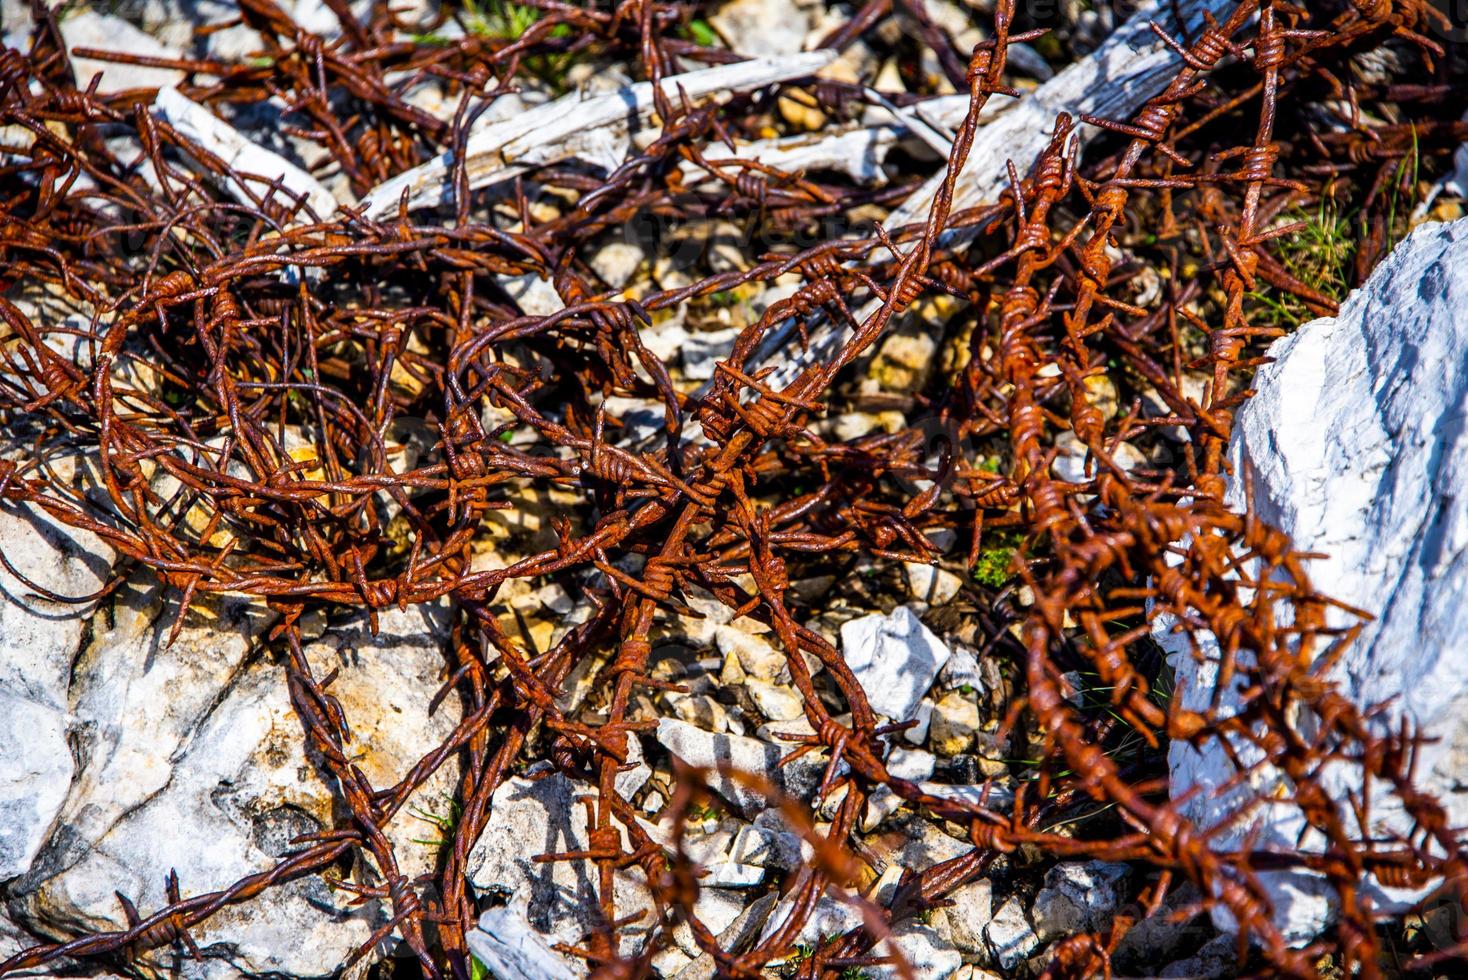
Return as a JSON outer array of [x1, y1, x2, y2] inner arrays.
[[10, 601, 460, 977]]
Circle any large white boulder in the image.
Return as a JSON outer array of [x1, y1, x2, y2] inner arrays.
[[8, 597, 461, 977], [1160, 217, 1468, 942]]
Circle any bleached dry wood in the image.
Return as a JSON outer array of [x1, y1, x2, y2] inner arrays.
[[678, 93, 996, 188], [689, 124, 908, 186], [886, 2, 1236, 229], [744, 0, 1237, 391], [467, 906, 579, 980], [61, 11, 185, 95], [152, 86, 340, 223], [358, 51, 837, 220]]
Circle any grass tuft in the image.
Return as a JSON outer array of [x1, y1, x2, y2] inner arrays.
[[1247, 200, 1355, 330]]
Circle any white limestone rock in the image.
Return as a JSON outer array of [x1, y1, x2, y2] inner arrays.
[[876, 813, 973, 871], [758, 890, 867, 950], [0, 693, 72, 886], [681, 327, 742, 382], [871, 922, 963, 980], [465, 769, 653, 961], [1159, 217, 1468, 943], [939, 879, 993, 957], [670, 892, 778, 980], [0, 451, 116, 883], [714, 625, 786, 682], [839, 606, 951, 722], [668, 886, 749, 956], [0, 285, 101, 381], [46, 575, 275, 857], [860, 747, 936, 832], [1031, 861, 1130, 941], [745, 678, 804, 722], [903, 698, 934, 745], [1051, 430, 1146, 482], [928, 691, 979, 757], [983, 896, 1039, 973], [1, 0, 34, 46], [615, 734, 653, 800], [0, 911, 43, 965], [679, 820, 799, 889], [589, 242, 644, 290], [912, 781, 1015, 811], [12, 602, 460, 977], [938, 646, 983, 692], [904, 561, 964, 605], [655, 718, 830, 816], [708, 0, 814, 58], [498, 273, 566, 317]]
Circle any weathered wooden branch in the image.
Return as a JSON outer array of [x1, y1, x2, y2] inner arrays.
[[152, 86, 341, 224], [358, 51, 837, 220]]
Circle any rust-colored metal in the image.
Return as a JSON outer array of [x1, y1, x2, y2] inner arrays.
[[2, 1, 1466, 978]]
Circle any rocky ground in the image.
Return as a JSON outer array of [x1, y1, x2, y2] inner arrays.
[[2, 1, 1468, 978]]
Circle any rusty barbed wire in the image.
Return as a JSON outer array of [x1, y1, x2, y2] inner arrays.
[[2, 0, 1467, 978]]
